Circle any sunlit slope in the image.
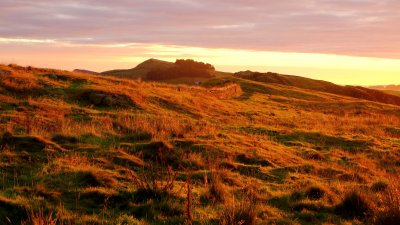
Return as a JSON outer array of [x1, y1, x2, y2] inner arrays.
[[234, 71, 400, 106], [0, 64, 399, 224]]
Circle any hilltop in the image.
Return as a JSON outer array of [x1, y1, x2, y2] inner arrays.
[[0, 63, 399, 224], [101, 59, 230, 84]]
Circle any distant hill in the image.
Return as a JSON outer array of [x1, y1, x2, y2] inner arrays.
[[234, 71, 400, 106], [102, 58, 175, 79], [73, 69, 99, 75], [369, 85, 400, 91], [101, 58, 230, 84]]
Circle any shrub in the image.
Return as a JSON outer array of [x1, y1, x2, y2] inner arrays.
[[335, 191, 373, 219]]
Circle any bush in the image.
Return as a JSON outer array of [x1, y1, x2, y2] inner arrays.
[[335, 191, 373, 219]]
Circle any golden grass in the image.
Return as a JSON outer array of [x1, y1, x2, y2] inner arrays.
[[0, 64, 399, 224]]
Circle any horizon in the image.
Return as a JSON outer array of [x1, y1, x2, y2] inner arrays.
[[1, 0, 400, 85]]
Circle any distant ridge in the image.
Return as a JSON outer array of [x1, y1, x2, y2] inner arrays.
[[369, 85, 400, 91], [73, 69, 99, 75], [234, 71, 400, 106]]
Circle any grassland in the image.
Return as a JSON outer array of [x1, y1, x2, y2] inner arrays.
[[0, 64, 399, 224]]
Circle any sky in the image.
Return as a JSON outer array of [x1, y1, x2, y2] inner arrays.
[[0, 0, 399, 85]]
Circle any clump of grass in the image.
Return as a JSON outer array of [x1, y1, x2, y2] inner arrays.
[[200, 171, 227, 204], [304, 185, 326, 200], [219, 187, 258, 225], [374, 176, 400, 225], [220, 203, 256, 225], [334, 190, 374, 220], [24, 208, 60, 225]]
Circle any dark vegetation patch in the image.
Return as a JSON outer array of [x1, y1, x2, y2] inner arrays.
[[385, 127, 400, 138], [80, 90, 138, 109], [239, 127, 367, 153], [1, 132, 46, 152], [239, 126, 280, 136], [173, 141, 226, 162], [126, 141, 178, 164], [130, 199, 185, 222], [46, 170, 118, 190], [41, 73, 87, 83], [0, 196, 27, 224], [334, 191, 373, 220], [236, 154, 273, 167], [77, 190, 115, 211], [51, 134, 79, 149], [304, 186, 326, 200], [371, 180, 389, 192], [0, 102, 18, 111], [272, 131, 369, 152], [236, 165, 273, 181], [65, 108, 92, 122]]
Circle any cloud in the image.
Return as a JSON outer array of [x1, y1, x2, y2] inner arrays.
[[0, 0, 399, 58]]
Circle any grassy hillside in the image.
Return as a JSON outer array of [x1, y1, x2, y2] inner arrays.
[[0, 64, 400, 224], [383, 90, 400, 97], [234, 71, 400, 106]]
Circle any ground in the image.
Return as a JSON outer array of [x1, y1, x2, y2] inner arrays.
[[0, 64, 399, 224]]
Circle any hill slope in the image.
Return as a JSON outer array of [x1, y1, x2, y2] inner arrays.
[[234, 71, 400, 106], [0, 64, 399, 224]]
